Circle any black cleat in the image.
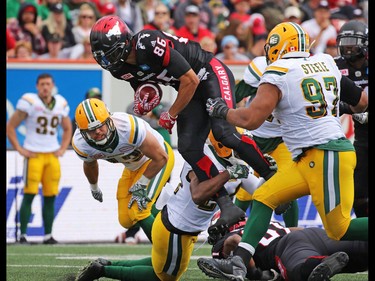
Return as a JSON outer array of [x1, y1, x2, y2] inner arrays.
[[95, 258, 111, 266], [43, 237, 58, 244], [197, 256, 247, 281], [75, 261, 104, 281], [307, 252, 349, 281], [19, 236, 29, 244], [209, 195, 246, 238]]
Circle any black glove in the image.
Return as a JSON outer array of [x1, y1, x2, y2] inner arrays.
[[206, 97, 230, 119]]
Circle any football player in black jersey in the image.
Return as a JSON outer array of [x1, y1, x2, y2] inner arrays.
[[200, 216, 368, 281], [336, 20, 368, 217], [89, 15, 277, 232]]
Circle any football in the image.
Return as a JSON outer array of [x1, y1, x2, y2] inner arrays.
[[136, 82, 163, 102]]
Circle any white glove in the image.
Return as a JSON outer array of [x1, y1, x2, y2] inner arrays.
[[352, 112, 368, 124], [263, 153, 277, 171], [90, 183, 103, 202]]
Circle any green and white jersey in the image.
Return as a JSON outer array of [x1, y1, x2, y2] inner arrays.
[[260, 53, 345, 158], [16, 93, 70, 153], [72, 112, 165, 171], [244, 56, 282, 139]]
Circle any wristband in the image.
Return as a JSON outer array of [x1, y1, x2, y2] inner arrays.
[[138, 175, 150, 185]]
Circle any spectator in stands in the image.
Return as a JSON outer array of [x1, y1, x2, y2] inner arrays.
[[208, 0, 229, 32], [228, 0, 251, 22], [38, 33, 83, 59], [91, 0, 117, 17], [173, 0, 217, 34], [283, 5, 303, 24], [199, 36, 217, 54], [13, 41, 35, 59], [39, 0, 72, 21], [72, 3, 97, 45], [175, 5, 215, 43], [324, 37, 339, 57], [244, 33, 267, 60], [215, 35, 250, 62], [6, 27, 17, 58], [65, 0, 101, 26], [7, 0, 39, 22], [301, 0, 337, 54], [7, 3, 47, 55], [115, 0, 144, 33], [138, 0, 161, 26], [300, 0, 321, 22], [74, 36, 95, 60], [142, 2, 177, 34], [41, 2, 76, 52]]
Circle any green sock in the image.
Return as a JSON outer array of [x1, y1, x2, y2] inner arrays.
[[104, 265, 159, 281], [341, 217, 368, 240], [151, 204, 160, 217], [111, 257, 152, 267], [20, 194, 35, 234], [240, 200, 273, 248], [139, 215, 154, 242], [282, 200, 299, 227], [234, 198, 251, 212], [43, 196, 56, 235]]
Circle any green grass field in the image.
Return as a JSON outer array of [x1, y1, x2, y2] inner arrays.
[[6, 243, 368, 281]]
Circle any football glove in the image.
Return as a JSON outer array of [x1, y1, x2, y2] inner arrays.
[[263, 153, 277, 171], [158, 112, 177, 134], [206, 97, 229, 119], [90, 184, 103, 203], [227, 164, 250, 180], [352, 112, 368, 124], [134, 92, 161, 115], [128, 182, 152, 211]]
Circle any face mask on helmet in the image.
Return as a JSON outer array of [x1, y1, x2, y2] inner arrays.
[[75, 98, 117, 147], [264, 22, 310, 65], [337, 20, 368, 62], [90, 15, 133, 71]]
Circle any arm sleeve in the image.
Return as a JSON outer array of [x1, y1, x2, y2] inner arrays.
[[340, 75, 362, 106]]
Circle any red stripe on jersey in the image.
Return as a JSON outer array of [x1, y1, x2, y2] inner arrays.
[[162, 40, 171, 67], [210, 58, 234, 108], [241, 134, 271, 166], [196, 155, 214, 179]]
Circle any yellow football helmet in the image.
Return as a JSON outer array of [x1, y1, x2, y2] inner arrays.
[[264, 22, 310, 64], [75, 98, 116, 146]]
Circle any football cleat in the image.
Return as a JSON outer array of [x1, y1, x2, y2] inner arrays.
[[75, 261, 104, 281], [307, 252, 349, 281], [197, 256, 247, 281]]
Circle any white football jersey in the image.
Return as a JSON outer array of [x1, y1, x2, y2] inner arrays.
[[260, 53, 345, 158], [72, 112, 165, 171], [167, 144, 241, 233], [244, 56, 282, 138], [16, 93, 70, 152]]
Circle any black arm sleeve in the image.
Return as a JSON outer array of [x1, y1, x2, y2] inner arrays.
[[340, 75, 362, 106], [339, 101, 354, 116]]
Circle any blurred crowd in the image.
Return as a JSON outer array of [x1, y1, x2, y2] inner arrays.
[[6, 0, 368, 61]]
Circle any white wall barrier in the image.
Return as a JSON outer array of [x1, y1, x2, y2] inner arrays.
[[6, 149, 332, 244]]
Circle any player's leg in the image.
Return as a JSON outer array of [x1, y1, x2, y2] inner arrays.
[[177, 99, 246, 230], [152, 211, 198, 281], [41, 153, 61, 244], [305, 149, 368, 241], [19, 154, 44, 242], [353, 144, 368, 217]]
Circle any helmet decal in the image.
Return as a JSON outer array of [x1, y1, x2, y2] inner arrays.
[[106, 21, 121, 39]]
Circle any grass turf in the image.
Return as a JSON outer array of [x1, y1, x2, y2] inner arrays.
[[6, 243, 368, 281]]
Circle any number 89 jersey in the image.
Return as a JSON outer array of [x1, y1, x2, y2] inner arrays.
[[16, 93, 70, 152]]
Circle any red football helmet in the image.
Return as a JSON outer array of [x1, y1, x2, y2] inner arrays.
[[90, 15, 133, 71]]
